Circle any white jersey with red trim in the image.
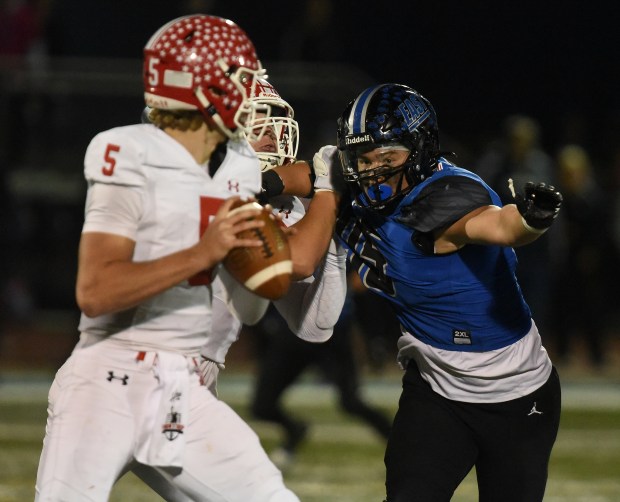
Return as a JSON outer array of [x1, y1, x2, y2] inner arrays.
[[202, 193, 306, 364], [78, 123, 261, 353], [267, 194, 306, 228]]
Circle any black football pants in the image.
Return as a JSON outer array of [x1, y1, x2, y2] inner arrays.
[[384, 362, 561, 502]]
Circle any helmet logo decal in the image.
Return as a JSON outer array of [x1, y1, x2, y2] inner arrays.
[[345, 133, 372, 146], [398, 98, 430, 133]]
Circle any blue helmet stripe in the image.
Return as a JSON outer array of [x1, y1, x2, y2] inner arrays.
[[350, 85, 383, 134]]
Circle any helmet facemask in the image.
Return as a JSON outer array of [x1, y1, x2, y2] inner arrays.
[[194, 61, 268, 141], [342, 145, 423, 211], [246, 79, 299, 171]]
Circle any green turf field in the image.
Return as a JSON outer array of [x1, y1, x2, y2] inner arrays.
[[1, 371, 619, 502]]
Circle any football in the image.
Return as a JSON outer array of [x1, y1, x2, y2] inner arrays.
[[223, 200, 292, 300]]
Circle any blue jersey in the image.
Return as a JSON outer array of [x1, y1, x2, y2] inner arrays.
[[337, 159, 532, 352]]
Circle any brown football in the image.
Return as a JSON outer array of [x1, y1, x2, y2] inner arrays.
[[223, 200, 292, 300]]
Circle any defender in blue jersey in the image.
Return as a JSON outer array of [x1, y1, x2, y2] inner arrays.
[[334, 84, 563, 502]]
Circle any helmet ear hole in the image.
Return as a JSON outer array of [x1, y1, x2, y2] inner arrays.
[[209, 87, 225, 98]]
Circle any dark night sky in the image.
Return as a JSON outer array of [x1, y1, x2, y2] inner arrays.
[[46, 0, 620, 163], [11, 0, 619, 311]]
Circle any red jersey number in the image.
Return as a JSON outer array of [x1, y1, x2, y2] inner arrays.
[[188, 196, 226, 286], [102, 144, 121, 176]]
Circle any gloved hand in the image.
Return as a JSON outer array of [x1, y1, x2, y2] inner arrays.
[[312, 145, 339, 193], [198, 357, 225, 397], [510, 180, 563, 233]]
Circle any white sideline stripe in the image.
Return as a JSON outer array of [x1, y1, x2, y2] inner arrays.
[[1, 377, 620, 409], [245, 261, 293, 290]]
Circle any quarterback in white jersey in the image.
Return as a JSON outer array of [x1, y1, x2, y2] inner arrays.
[[35, 14, 301, 502], [77, 124, 264, 352]]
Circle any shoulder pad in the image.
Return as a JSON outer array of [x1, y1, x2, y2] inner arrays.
[[84, 125, 147, 187], [398, 175, 491, 232]]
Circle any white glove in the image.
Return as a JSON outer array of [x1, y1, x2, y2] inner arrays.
[[313, 145, 339, 192], [199, 357, 225, 397]]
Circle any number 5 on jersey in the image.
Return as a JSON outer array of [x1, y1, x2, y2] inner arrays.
[[102, 143, 121, 176]]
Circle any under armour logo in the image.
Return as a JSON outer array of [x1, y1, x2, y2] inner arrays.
[[228, 179, 240, 192], [528, 402, 543, 416], [107, 371, 129, 385]]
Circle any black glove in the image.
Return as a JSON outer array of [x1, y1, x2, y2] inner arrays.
[[512, 180, 563, 232]]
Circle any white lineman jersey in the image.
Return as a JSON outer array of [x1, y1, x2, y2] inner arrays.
[[267, 194, 306, 229], [77, 124, 262, 353], [202, 194, 306, 363]]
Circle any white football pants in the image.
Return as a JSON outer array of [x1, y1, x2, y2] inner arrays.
[[35, 340, 299, 502]]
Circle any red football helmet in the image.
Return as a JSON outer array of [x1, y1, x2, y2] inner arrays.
[[247, 79, 299, 171], [143, 14, 265, 140]]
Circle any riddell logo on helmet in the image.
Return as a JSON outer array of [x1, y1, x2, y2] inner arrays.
[[345, 134, 371, 145], [145, 96, 171, 108]]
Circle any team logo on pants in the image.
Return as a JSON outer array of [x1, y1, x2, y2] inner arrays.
[[162, 407, 185, 441]]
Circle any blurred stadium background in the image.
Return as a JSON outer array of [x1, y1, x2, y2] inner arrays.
[[1, 1, 619, 500]]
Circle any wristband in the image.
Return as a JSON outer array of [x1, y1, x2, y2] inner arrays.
[[261, 169, 285, 198]]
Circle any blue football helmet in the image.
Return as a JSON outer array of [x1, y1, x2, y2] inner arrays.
[[337, 83, 440, 211]]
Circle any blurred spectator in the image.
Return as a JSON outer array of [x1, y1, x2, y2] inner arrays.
[[475, 115, 557, 333], [551, 144, 611, 368], [249, 274, 393, 470]]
